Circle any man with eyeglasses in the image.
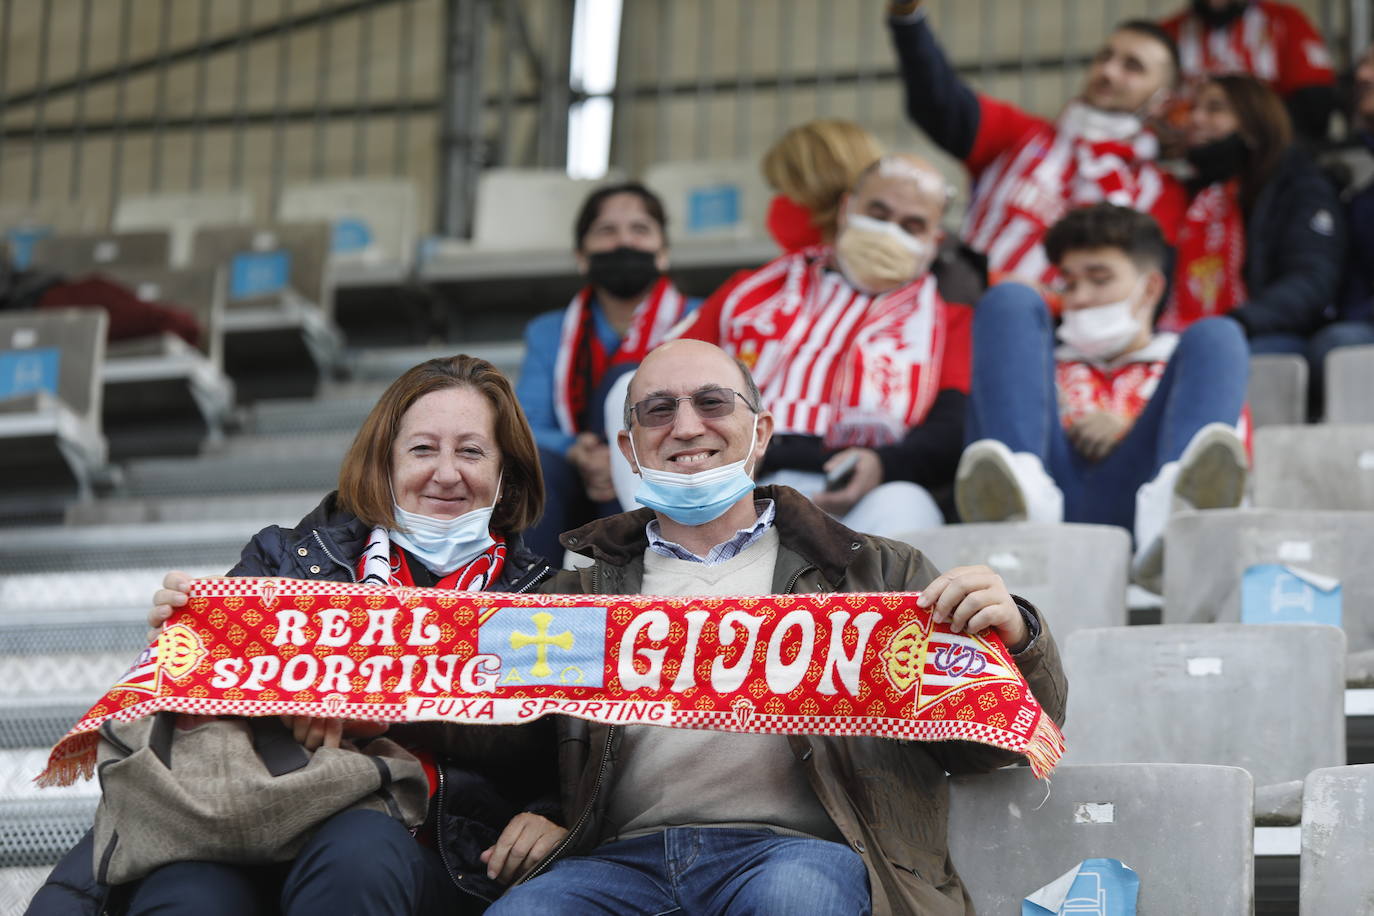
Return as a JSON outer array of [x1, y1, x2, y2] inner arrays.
[[674, 153, 971, 534], [483, 338, 1067, 916]]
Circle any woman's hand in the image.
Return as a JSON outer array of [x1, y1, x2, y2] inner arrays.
[[1068, 410, 1131, 461], [149, 570, 192, 634], [480, 813, 569, 884], [812, 448, 883, 517], [918, 564, 1030, 652]]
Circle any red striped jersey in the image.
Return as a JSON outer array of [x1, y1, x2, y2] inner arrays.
[[1161, 1, 1334, 96], [678, 247, 970, 448]]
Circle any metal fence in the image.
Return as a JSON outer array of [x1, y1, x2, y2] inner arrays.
[[0, 0, 1365, 238]]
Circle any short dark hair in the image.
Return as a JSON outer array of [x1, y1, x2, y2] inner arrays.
[[1043, 203, 1169, 272], [1115, 19, 1182, 87], [337, 355, 544, 537], [573, 182, 669, 251]]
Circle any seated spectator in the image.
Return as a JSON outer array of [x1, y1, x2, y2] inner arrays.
[[761, 119, 885, 253], [1159, 0, 1336, 143], [0, 258, 201, 346], [1322, 45, 1374, 370], [888, 1, 1188, 288], [957, 203, 1248, 586], [674, 153, 971, 534], [1161, 74, 1344, 346], [516, 183, 699, 562]]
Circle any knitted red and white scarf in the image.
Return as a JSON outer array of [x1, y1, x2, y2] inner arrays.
[[1159, 179, 1248, 333], [39, 581, 1065, 787], [357, 526, 507, 593]]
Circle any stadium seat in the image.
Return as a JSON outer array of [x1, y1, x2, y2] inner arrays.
[[1324, 345, 1374, 424], [643, 159, 770, 242], [949, 763, 1253, 914], [1299, 764, 1374, 910], [113, 190, 256, 268], [1163, 508, 1374, 655], [1060, 625, 1345, 800], [278, 178, 418, 277], [1247, 353, 1307, 428], [93, 266, 235, 457], [471, 168, 624, 251], [895, 523, 1130, 644], [188, 223, 341, 401], [1252, 424, 1374, 511], [0, 309, 109, 520], [28, 231, 171, 276], [0, 201, 105, 270]]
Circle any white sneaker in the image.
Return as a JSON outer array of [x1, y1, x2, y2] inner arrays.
[[955, 439, 1064, 524], [1132, 422, 1248, 590]]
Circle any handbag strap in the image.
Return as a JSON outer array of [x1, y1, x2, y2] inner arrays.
[[249, 717, 311, 776]]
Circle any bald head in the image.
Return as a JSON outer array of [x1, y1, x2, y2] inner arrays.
[[837, 152, 948, 263], [624, 339, 761, 429]]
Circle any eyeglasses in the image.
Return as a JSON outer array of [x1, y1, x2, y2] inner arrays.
[[631, 387, 756, 428]]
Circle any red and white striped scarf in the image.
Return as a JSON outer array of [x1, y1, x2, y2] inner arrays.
[[552, 277, 690, 436], [964, 102, 1169, 286], [358, 527, 507, 592], [713, 248, 947, 448], [1158, 180, 1248, 333]]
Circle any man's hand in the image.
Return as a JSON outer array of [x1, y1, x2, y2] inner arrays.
[[566, 432, 616, 503], [149, 570, 192, 638], [918, 564, 1029, 652], [1068, 410, 1131, 461], [480, 813, 569, 884], [812, 448, 883, 517], [279, 716, 389, 751]]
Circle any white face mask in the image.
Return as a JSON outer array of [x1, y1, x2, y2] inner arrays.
[[628, 415, 760, 526], [389, 473, 501, 575], [1057, 280, 1146, 361], [835, 212, 935, 295]]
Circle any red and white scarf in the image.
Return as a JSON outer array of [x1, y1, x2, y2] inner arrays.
[[1159, 180, 1248, 333], [964, 102, 1171, 286], [1169, 2, 1333, 93], [712, 248, 948, 448], [358, 527, 507, 592], [552, 277, 690, 436]]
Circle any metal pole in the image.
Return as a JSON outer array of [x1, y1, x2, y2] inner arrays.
[[496, 0, 516, 165], [438, 0, 487, 236], [693, 0, 713, 160], [149, 0, 173, 191], [190, 0, 213, 189], [548, 0, 572, 169], [776, 1, 794, 140], [30, 0, 52, 202], [394, 0, 416, 175], [654, 0, 673, 165], [312, 0, 334, 178], [69, 0, 94, 200], [856, 0, 875, 130], [231, 0, 254, 190], [0, 0, 10, 198], [108, 0, 133, 218], [611, 0, 632, 173], [353, 2, 374, 176], [1353, 0, 1371, 66], [1062, 0, 1077, 105], [816, 0, 834, 118], [1019, 0, 1033, 113], [733, 1, 754, 159], [272, 0, 295, 204]]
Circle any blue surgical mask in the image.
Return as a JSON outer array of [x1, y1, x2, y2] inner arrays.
[[389, 474, 501, 575], [629, 416, 758, 526]]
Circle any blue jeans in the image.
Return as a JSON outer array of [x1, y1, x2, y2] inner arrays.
[[485, 828, 871, 915], [966, 283, 1249, 530], [122, 810, 454, 916], [1251, 321, 1374, 415]]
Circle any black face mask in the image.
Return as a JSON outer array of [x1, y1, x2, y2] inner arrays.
[[586, 246, 661, 300], [1190, 0, 1249, 28], [1187, 132, 1251, 186]]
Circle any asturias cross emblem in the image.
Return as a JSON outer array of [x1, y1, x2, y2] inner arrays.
[[510, 612, 574, 677]]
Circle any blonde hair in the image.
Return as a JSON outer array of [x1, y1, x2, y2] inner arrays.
[[761, 119, 884, 243]]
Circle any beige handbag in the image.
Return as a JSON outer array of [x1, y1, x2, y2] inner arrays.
[[91, 713, 428, 886]]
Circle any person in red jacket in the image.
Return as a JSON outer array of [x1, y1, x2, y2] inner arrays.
[[888, 1, 1189, 290], [1160, 0, 1336, 142], [674, 153, 970, 534]]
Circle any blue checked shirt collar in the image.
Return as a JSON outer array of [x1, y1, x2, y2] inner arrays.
[[645, 499, 776, 566]]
